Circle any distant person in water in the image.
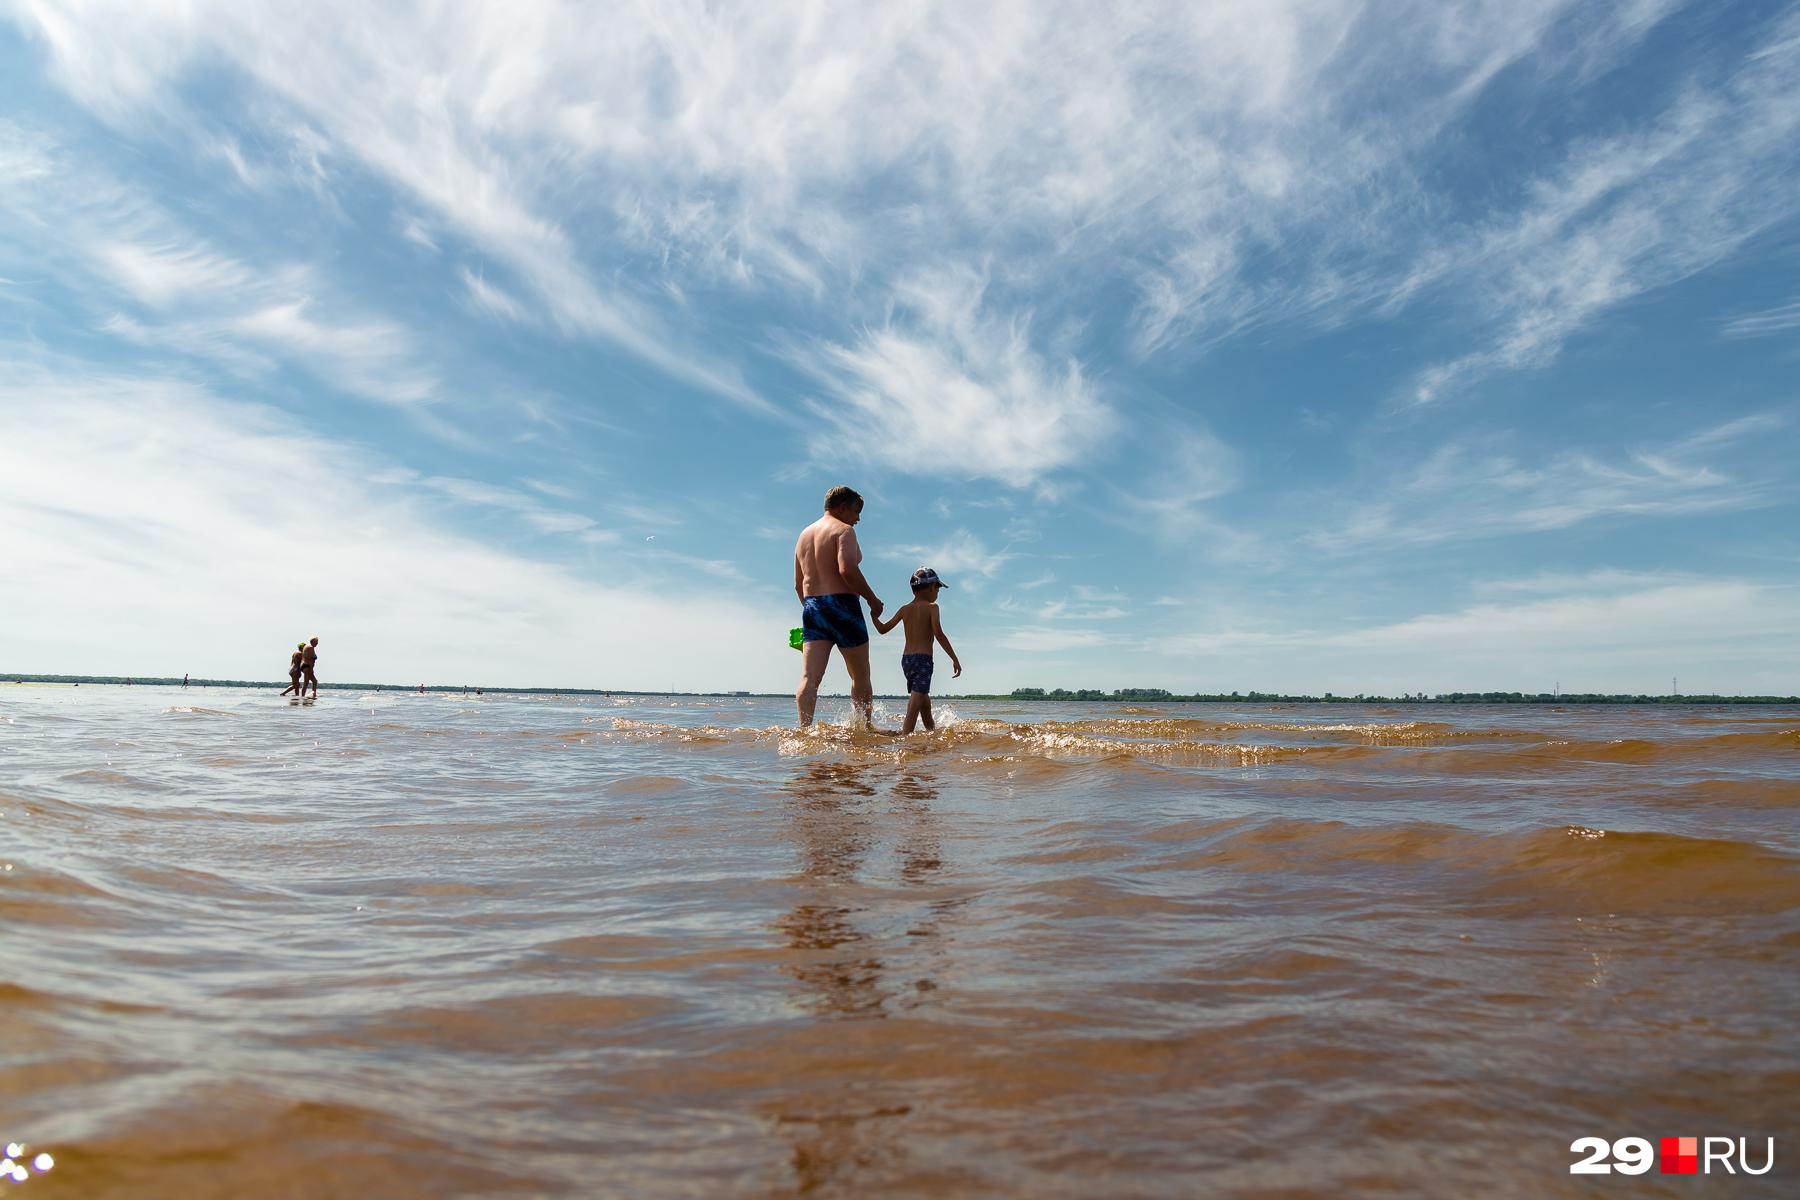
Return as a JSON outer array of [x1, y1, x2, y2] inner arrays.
[[301, 637, 320, 698], [280, 643, 305, 696], [874, 567, 962, 733], [793, 485, 883, 727]]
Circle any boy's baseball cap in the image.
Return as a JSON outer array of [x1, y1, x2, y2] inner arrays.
[[910, 567, 948, 589]]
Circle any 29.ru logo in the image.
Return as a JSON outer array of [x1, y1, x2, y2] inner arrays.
[[1570, 1137, 1774, 1175]]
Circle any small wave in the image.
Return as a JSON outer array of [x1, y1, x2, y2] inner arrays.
[[1143, 818, 1800, 917], [161, 705, 234, 717], [589, 716, 1460, 768], [58, 768, 174, 793]]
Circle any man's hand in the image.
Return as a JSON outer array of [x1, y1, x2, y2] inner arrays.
[[951, 659, 962, 678], [868, 597, 884, 620]]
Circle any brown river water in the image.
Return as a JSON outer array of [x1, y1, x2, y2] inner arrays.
[[2, 686, 1796, 1197]]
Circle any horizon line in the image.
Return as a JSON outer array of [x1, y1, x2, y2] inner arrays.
[[5, 675, 1796, 704]]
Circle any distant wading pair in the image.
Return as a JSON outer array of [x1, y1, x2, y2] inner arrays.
[[279, 637, 320, 699], [793, 486, 962, 733]]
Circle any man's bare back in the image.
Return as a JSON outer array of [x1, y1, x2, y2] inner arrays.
[[793, 514, 862, 599]]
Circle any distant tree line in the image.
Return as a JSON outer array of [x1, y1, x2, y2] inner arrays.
[[997, 687, 1798, 704]]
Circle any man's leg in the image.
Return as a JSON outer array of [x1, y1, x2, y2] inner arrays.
[[920, 694, 935, 731], [842, 641, 874, 727], [796, 641, 832, 727]]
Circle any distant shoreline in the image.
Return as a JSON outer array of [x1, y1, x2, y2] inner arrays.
[[3, 675, 1795, 704]]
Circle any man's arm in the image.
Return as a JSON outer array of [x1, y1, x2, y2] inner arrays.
[[933, 607, 961, 676], [837, 529, 882, 618], [793, 545, 805, 602]]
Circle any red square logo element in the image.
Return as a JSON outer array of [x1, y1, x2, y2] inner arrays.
[[1661, 1136, 1698, 1174]]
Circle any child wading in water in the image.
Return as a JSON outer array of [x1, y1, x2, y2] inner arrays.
[[873, 567, 962, 733]]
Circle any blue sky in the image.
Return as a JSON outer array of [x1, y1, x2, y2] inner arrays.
[[2, 0, 1797, 695]]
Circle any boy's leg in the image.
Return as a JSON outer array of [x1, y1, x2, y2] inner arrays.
[[920, 694, 935, 731], [900, 690, 928, 737], [796, 641, 833, 727], [900, 694, 928, 734]]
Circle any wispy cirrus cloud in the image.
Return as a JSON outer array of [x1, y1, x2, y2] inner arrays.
[[408, 475, 607, 539], [1001, 628, 1113, 654], [797, 265, 1114, 487], [1314, 413, 1789, 551], [457, 268, 528, 325], [1403, 15, 1800, 404], [10, 1, 1751, 447], [0, 121, 441, 407], [92, 238, 255, 306], [230, 301, 436, 405], [886, 528, 1017, 585], [1721, 299, 1800, 339]]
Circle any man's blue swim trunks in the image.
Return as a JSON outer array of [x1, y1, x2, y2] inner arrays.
[[801, 594, 868, 649], [902, 653, 934, 694]]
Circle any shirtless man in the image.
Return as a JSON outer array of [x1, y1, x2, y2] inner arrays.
[[793, 486, 884, 727], [300, 636, 320, 699]]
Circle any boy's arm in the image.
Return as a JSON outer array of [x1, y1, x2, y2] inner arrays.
[[873, 600, 908, 635], [933, 606, 961, 676]]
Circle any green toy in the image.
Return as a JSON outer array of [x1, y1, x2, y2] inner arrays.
[[789, 627, 805, 651]]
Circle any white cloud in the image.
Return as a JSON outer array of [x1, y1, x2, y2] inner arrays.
[[231, 301, 436, 404], [1314, 418, 1787, 551], [0, 123, 442, 407], [1037, 601, 1128, 621], [886, 528, 1015, 583], [1161, 576, 1800, 693], [400, 215, 440, 254], [0, 360, 787, 689], [1327, 582, 1789, 651], [1404, 20, 1800, 403], [1113, 424, 1243, 542], [1721, 299, 1800, 338], [412, 475, 601, 538], [93, 239, 254, 305], [8, 0, 1717, 424], [1001, 628, 1112, 653], [457, 267, 528, 325], [797, 265, 1115, 487]]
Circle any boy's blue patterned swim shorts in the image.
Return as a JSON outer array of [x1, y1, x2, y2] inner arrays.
[[801, 594, 868, 649], [902, 653, 934, 694]]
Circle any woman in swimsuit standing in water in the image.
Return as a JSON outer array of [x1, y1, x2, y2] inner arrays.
[[279, 642, 305, 696]]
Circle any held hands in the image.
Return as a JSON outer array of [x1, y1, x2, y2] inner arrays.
[[868, 597, 884, 619]]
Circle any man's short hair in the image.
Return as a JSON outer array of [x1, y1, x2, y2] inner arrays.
[[823, 485, 863, 513]]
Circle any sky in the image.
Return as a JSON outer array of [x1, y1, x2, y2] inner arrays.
[[1, 0, 1797, 696]]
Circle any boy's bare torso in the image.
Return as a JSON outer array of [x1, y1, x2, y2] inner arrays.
[[794, 515, 860, 596], [894, 600, 939, 655]]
